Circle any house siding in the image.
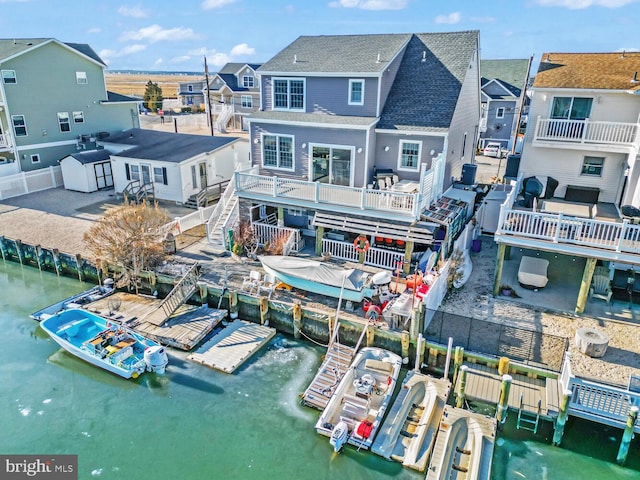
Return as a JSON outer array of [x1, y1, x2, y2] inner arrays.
[[374, 132, 445, 182], [483, 99, 517, 147]]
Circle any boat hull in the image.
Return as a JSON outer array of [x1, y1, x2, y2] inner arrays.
[[30, 284, 114, 321]]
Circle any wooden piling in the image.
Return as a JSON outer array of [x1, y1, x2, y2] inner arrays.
[[493, 243, 506, 297], [452, 346, 464, 386], [415, 333, 425, 372], [15, 239, 24, 265], [75, 254, 84, 282], [292, 302, 302, 339], [0, 236, 7, 261], [443, 337, 454, 380], [616, 405, 639, 465], [52, 249, 61, 276], [315, 226, 324, 256], [575, 257, 597, 314], [228, 290, 238, 320], [498, 356, 510, 375], [401, 330, 410, 364], [552, 389, 572, 446], [35, 245, 44, 271], [456, 365, 469, 408], [259, 296, 269, 326], [366, 324, 375, 347], [496, 374, 513, 425]]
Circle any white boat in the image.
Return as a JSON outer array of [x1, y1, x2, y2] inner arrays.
[[371, 371, 451, 472], [258, 255, 376, 303], [40, 308, 168, 379], [315, 347, 402, 452], [30, 280, 115, 321], [426, 406, 496, 480]]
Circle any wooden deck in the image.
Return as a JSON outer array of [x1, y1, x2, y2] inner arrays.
[[187, 320, 275, 373], [301, 342, 355, 410], [455, 364, 560, 420]]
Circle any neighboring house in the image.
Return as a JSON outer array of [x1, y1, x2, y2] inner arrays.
[[492, 52, 640, 314], [177, 79, 206, 109], [0, 38, 140, 175], [59, 149, 113, 192], [479, 58, 532, 151], [208, 31, 480, 270], [99, 128, 249, 205], [205, 62, 262, 131]]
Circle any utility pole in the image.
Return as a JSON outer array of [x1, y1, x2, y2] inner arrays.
[[204, 56, 214, 136], [512, 54, 534, 154]]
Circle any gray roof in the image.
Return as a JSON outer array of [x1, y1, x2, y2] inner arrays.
[[258, 34, 412, 74], [62, 149, 111, 165], [103, 128, 239, 163], [0, 38, 105, 65], [249, 110, 376, 127], [105, 91, 139, 103], [218, 62, 262, 74], [481, 59, 530, 98], [377, 31, 479, 132]]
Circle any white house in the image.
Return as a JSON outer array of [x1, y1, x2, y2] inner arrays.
[[59, 149, 113, 192], [99, 129, 249, 205]]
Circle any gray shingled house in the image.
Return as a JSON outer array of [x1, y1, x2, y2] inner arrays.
[[207, 31, 481, 270]]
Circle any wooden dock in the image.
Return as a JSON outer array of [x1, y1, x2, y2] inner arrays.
[[301, 342, 355, 410], [454, 363, 560, 420], [85, 292, 221, 350], [187, 320, 276, 373]]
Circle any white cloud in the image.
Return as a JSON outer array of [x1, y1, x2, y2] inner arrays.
[[230, 43, 255, 56], [171, 55, 191, 64], [120, 24, 197, 43], [434, 12, 461, 24], [99, 44, 146, 60], [154, 58, 164, 66], [534, 0, 636, 8], [202, 0, 236, 9], [328, 0, 409, 10], [117, 5, 148, 17], [87, 27, 101, 34]]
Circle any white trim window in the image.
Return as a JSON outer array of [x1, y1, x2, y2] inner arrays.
[[76, 71, 87, 84], [581, 156, 604, 177], [273, 78, 305, 111], [241, 95, 253, 108], [57, 112, 71, 133], [187, 84, 193, 92], [398, 140, 422, 171], [12, 115, 27, 136], [2, 70, 16, 84], [348, 79, 364, 105], [73, 111, 84, 124], [30, 154, 40, 164], [496, 107, 505, 119], [262, 134, 294, 170], [130, 164, 140, 181], [243, 75, 254, 88]]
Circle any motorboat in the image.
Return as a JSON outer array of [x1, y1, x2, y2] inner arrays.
[[30, 279, 115, 321], [40, 308, 168, 379], [315, 347, 402, 452]]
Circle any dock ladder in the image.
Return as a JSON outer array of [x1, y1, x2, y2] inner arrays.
[[516, 393, 541, 434]]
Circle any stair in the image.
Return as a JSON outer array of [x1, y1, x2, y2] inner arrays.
[[123, 180, 155, 204], [206, 181, 238, 254], [516, 394, 541, 433], [215, 105, 233, 133]]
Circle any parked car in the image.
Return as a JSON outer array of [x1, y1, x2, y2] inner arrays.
[[483, 142, 506, 158]]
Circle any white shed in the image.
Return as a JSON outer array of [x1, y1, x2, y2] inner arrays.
[[59, 149, 113, 193]]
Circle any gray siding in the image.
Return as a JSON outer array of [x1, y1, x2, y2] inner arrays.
[[481, 99, 517, 146], [374, 132, 445, 182]]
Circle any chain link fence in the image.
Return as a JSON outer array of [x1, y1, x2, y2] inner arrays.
[[425, 310, 569, 372]]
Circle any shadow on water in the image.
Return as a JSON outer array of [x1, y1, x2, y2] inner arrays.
[[168, 371, 224, 395], [47, 349, 138, 390]]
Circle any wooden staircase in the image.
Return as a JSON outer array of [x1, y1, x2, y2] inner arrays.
[[184, 179, 230, 209], [140, 263, 200, 326], [206, 181, 239, 254], [123, 180, 155, 204]]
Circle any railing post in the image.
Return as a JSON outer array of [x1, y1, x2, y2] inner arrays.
[[496, 374, 513, 425], [272, 176, 278, 197], [534, 115, 542, 139], [582, 118, 589, 143], [360, 186, 366, 210], [617, 219, 629, 252], [315, 181, 320, 203], [553, 213, 563, 243], [617, 406, 639, 465]]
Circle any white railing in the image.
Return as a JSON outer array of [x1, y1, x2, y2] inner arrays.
[[166, 206, 216, 236], [215, 105, 234, 132], [205, 179, 237, 245], [534, 117, 640, 146], [0, 133, 11, 148], [497, 208, 640, 255], [252, 222, 302, 255], [0, 166, 62, 200], [0, 161, 20, 177], [321, 238, 404, 270]]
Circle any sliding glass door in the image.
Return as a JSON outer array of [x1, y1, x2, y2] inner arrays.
[[311, 145, 352, 186]]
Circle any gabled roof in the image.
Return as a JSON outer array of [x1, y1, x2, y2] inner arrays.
[[377, 31, 479, 132], [102, 128, 239, 163], [105, 91, 139, 103], [208, 62, 262, 92], [258, 34, 413, 74], [61, 149, 111, 165], [0, 38, 106, 66], [218, 62, 261, 75], [481, 59, 530, 98], [534, 52, 640, 92]]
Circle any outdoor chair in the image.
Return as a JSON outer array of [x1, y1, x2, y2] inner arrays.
[[258, 273, 276, 299], [242, 270, 261, 294], [378, 179, 387, 190], [590, 274, 613, 305], [385, 177, 393, 189], [392, 174, 399, 185]]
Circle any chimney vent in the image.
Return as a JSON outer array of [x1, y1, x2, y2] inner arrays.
[[422, 51, 426, 62], [376, 52, 381, 63]]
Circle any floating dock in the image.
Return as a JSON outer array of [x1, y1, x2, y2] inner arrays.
[[426, 406, 496, 480], [187, 320, 276, 373], [301, 342, 355, 410]]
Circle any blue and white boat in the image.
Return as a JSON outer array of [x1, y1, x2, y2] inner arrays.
[[40, 308, 168, 379], [30, 280, 115, 322], [258, 255, 376, 303]]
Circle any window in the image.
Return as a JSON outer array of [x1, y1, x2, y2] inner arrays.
[[57, 112, 70, 132], [12, 115, 27, 136], [187, 84, 193, 92], [130, 164, 140, 181], [551, 97, 593, 120], [273, 78, 305, 110], [2, 70, 16, 84], [241, 95, 253, 108], [30, 154, 40, 164], [191, 165, 197, 188], [262, 134, 293, 170], [154, 166, 168, 185], [243, 75, 254, 88], [398, 140, 421, 170], [76, 71, 87, 84], [349, 79, 364, 105], [73, 111, 84, 124], [581, 156, 604, 177], [496, 107, 505, 119]]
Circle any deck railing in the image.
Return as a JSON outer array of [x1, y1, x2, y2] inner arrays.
[[321, 238, 404, 270], [0, 133, 10, 148], [252, 222, 302, 255], [534, 117, 640, 146]]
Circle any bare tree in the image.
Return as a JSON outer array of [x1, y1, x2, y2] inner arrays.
[[84, 201, 171, 291]]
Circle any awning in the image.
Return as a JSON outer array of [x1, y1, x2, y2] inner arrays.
[[312, 212, 436, 244]]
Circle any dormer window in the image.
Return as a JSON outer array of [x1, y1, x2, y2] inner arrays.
[[243, 75, 255, 88], [187, 85, 193, 92], [273, 78, 305, 111], [349, 79, 364, 105]]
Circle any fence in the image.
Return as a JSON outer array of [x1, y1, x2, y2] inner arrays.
[[0, 166, 63, 200], [425, 310, 569, 371]]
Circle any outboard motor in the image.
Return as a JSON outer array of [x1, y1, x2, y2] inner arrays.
[[329, 420, 350, 453], [144, 346, 168, 374]]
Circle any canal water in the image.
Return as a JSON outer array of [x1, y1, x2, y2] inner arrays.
[[2, 260, 640, 479]]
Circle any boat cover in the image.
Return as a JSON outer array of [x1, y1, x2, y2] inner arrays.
[[258, 256, 368, 291]]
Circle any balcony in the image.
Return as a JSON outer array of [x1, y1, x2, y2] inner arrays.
[[0, 132, 11, 150], [533, 117, 640, 150]]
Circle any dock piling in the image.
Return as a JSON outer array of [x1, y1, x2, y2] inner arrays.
[[456, 365, 469, 408], [552, 389, 572, 446], [229, 290, 238, 320], [496, 374, 513, 425], [452, 346, 464, 386], [401, 330, 410, 364], [443, 337, 453, 380], [414, 333, 425, 372], [292, 302, 302, 339], [616, 405, 639, 465], [259, 296, 269, 326]]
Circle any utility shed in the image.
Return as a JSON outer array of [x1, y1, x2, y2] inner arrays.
[[59, 148, 113, 192]]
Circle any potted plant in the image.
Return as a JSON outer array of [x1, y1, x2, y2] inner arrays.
[[500, 284, 513, 297]]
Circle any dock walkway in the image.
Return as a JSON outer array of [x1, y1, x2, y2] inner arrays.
[[301, 342, 355, 410]]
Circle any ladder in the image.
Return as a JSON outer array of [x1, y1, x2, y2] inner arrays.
[[516, 392, 541, 434]]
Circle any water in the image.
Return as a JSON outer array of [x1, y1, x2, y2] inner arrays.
[[2, 260, 640, 480]]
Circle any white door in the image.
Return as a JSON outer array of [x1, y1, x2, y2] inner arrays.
[[141, 164, 151, 184]]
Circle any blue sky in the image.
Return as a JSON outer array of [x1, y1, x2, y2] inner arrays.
[[1, 0, 639, 72]]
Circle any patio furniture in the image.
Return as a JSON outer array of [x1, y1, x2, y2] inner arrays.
[[589, 274, 613, 305], [517, 256, 549, 289], [258, 273, 276, 299], [541, 200, 596, 219], [241, 270, 261, 294]]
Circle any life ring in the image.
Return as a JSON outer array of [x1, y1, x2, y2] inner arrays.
[[354, 236, 370, 253], [365, 305, 382, 322]]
